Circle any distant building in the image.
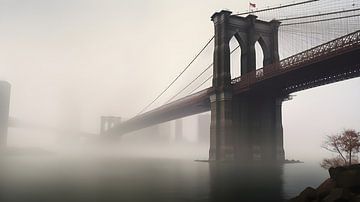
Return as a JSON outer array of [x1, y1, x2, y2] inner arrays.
[[125, 122, 171, 145], [174, 119, 183, 142], [157, 122, 171, 144], [0, 81, 10, 147]]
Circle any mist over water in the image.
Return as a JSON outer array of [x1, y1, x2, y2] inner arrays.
[[0, 131, 329, 202]]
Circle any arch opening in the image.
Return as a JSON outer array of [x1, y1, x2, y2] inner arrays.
[[229, 36, 242, 79], [255, 41, 264, 70]]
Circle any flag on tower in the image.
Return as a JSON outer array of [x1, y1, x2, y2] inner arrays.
[[249, 2, 256, 8]]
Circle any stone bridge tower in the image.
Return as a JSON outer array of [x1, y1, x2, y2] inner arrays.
[[210, 10, 284, 162]]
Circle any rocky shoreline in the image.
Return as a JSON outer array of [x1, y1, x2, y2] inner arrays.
[[289, 164, 360, 202]]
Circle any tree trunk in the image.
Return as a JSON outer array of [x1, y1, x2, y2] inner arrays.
[[349, 151, 352, 165]]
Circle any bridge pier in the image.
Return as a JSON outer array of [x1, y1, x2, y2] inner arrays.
[[0, 81, 10, 148], [209, 92, 234, 160], [232, 94, 285, 162]]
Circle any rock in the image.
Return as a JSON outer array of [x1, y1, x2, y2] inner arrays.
[[316, 178, 335, 200], [329, 164, 360, 190], [350, 195, 360, 202], [289, 187, 317, 202], [322, 188, 351, 202], [329, 167, 344, 180]]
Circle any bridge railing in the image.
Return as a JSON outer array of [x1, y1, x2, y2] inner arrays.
[[231, 30, 360, 86], [279, 30, 360, 70]]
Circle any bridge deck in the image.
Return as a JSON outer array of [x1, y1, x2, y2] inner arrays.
[[109, 88, 212, 135], [109, 30, 360, 135]]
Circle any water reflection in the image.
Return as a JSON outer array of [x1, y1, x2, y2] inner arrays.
[[209, 163, 284, 202]]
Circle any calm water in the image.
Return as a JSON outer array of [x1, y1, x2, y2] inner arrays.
[[0, 154, 328, 202]]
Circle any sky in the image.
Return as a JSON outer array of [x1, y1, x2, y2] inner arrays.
[[0, 0, 359, 161]]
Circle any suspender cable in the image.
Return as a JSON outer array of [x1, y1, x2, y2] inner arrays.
[[165, 63, 212, 104], [136, 35, 214, 115], [167, 44, 241, 103], [189, 75, 213, 95]]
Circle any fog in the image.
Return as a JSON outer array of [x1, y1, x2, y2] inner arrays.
[[0, 0, 359, 162], [1, 1, 360, 201]]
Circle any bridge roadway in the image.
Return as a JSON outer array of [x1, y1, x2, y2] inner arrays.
[[109, 30, 360, 135]]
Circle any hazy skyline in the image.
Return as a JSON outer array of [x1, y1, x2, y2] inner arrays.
[[0, 0, 359, 161]]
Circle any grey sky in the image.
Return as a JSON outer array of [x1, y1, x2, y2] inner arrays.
[[0, 0, 359, 160]]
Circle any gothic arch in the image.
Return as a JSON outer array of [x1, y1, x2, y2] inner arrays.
[[229, 32, 247, 79], [255, 35, 272, 66]]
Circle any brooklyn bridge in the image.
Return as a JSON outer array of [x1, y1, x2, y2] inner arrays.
[[1, 0, 360, 162]]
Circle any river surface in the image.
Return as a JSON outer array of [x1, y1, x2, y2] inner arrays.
[[0, 152, 328, 202]]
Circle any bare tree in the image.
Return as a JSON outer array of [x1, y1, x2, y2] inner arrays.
[[321, 129, 360, 168], [340, 130, 360, 165]]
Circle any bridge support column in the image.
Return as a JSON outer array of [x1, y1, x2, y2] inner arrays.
[[209, 10, 235, 161], [209, 92, 234, 160], [233, 94, 285, 162], [0, 81, 10, 148]]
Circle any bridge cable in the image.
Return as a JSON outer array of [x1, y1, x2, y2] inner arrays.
[[249, 0, 357, 25], [165, 63, 212, 103], [136, 36, 214, 115], [234, 0, 319, 16], [277, 8, 360, 21], [189, 75, 213, 95], [166, 44, 242, 102], [281, 13, 360, 26]]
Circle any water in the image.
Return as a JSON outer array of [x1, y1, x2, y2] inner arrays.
[[0, 152, 328, 202]]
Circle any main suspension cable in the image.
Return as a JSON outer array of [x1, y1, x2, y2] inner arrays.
[[277, 7, 360, 21], [234, 0, 319, 16], [281, 13, 360, 26]]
